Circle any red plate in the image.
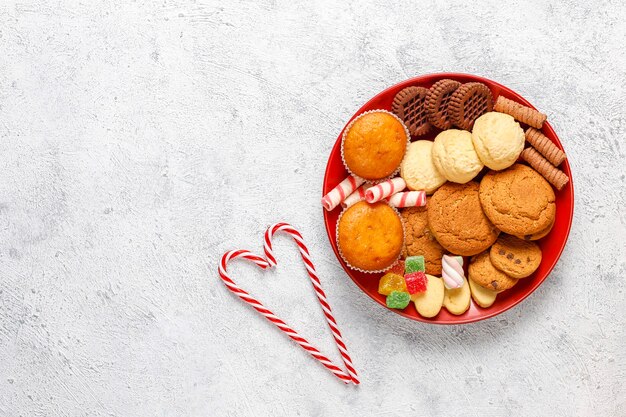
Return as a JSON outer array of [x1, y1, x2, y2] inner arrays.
[[322, 73, 574, 324]]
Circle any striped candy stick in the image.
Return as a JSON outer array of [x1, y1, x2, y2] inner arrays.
[[341, 184, 372, 208], [218, 223, 359, 385], [322, 174, 365, 211], [387, 191, 427, 208], [365, 177, 406, 203]]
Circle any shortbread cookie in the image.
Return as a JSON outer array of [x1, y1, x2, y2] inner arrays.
[[469, 251, 518, 292], [428, 182, 500, 256], [400, 140, 447, 194], [411, 274, 444, 318], [494, 95, 546, 129], [448, 82, 493, 130], [426, 79, 462, 130], [479, 164, 556, 236], [469, 278, 497, 308], [471, 112, 525, 171], [432, 129, 483, 184], [400, 206, 445, 275], [443, 277, 471, 315], [490, 235, 542, 279], [392, 86, 432, 136]]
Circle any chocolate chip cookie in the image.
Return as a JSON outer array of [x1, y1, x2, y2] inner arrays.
[[490, 235, 542, 279], [469, 251, 518, 292]]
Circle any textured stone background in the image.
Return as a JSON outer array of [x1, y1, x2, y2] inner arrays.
[[1, 1, 625, 416]]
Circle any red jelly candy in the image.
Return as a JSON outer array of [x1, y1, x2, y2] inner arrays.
[[388, 260, 405, 276], [404, 271, 428, 294]]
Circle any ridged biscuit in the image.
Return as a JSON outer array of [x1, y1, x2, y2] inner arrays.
[[392, 86, 432, 136], [448, 82, 493, 130], [427, 182, 500, 256], [479, 164, 556, 236], [426, 79, 462, 130]]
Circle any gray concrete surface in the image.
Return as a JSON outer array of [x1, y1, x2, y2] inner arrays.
[[1, 1, 625, 416]]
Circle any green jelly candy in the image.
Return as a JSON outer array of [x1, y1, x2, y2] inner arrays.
[[386, 291, 411, 309], [405, 255, 425, 273]]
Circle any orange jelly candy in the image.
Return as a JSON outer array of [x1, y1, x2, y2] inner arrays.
[[377, 273, 407, 296]]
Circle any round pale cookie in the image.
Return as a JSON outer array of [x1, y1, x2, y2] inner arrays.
[[469, 278, 497, 308], [427, 182, 500, 256], [400, 205, 445, 275], [443, 277, 471, 315], [472, 112, 525, 170], [432, 129, 483, 184], [411, 275, 444, 318], [426, 79, 461, 130], [392, 86, 432, 136], [479, 164, 556, 236], [400, 140, 446, 194], [490, 235, 542, 279], [469, 251, 518, 292]]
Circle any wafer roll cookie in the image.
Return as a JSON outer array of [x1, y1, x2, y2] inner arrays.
[[494, 96, 547, 129], [525, 128, 566, 166], [520, 147, 569, 190], [341, 184, 372, 208]]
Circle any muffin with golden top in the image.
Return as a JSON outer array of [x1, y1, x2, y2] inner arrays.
[[342, 111, 409, 181], [337, 201, 404, 272]]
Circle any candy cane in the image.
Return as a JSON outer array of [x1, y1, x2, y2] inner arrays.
[[218, 223, 359, 385], [322, 175, 364, 211], [365, 177, 406, 203], [387, 191, 427, 208], [341, 184, 372, 208]]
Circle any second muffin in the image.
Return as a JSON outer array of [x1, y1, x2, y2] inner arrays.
[[337, 201, 404, 272]]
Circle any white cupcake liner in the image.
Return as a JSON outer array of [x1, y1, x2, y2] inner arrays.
[[340, 109, 412, 185], [336, 201, 406, 274]]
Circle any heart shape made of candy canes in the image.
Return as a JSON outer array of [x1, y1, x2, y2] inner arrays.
[[218, 223, 359, 385]]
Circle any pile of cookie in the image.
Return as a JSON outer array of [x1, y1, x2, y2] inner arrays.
[[322, 78, 570, 318]]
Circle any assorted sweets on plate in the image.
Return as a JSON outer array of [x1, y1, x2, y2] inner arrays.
[[321, 77, 570, 319]]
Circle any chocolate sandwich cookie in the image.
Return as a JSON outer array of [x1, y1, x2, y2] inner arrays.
[[448, 82, 493, 130], [426, 79, 462, 130], [392, 86, 432, 137]]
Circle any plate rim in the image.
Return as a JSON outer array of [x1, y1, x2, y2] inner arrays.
[[322, 72, 575, 325]]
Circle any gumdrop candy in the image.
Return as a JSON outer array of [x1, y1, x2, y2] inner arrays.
[[405, 255, 425, 273], [386, 291, 411, 309], [388, 260, 405, 276], [404, 271, 428, 294], [378, 273, 407, 296]]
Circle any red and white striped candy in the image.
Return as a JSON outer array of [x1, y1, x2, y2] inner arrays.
[[218, 223, 359, 385], [322, 175, 364, 211], [387, 191, 427, 208], [341, 184, 372, 208], [365, 177, 406, 203]]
